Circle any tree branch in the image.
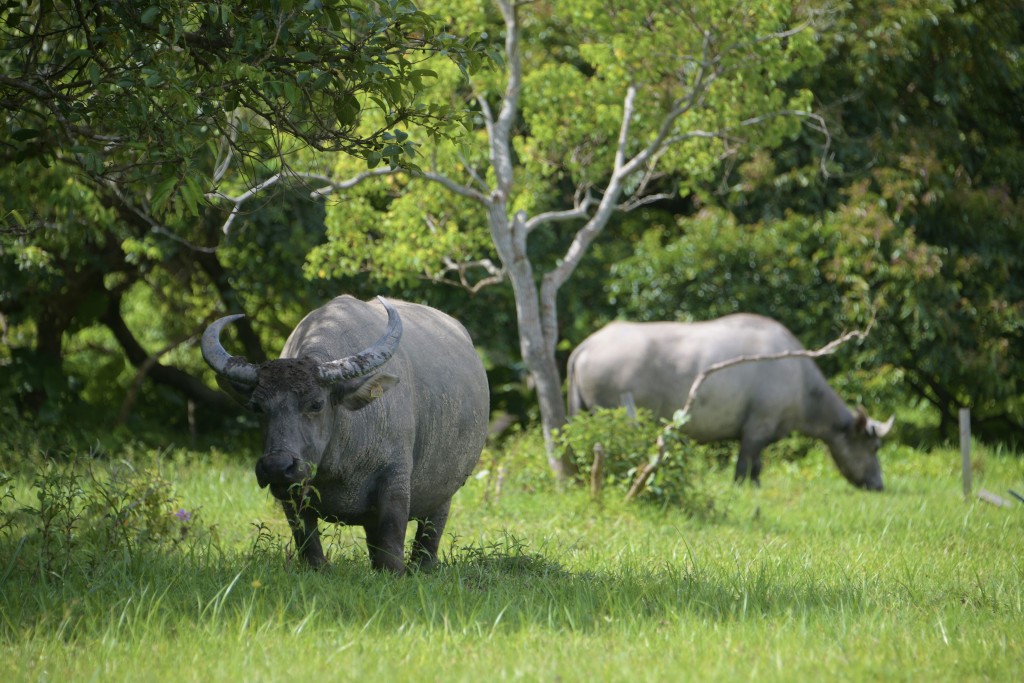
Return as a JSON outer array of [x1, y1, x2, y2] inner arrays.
[[680, 324, 873, 418], [524, 192, 594, 233], [307, 167, 398, 200], [308, 166, 490, 205], [433, 256, 506, 293], [491, 0, 522, 198], [115, 333, 197, 426], [101, 294, 240, 414], [539, 84, 641, 302], [207, 172, 287, 235]]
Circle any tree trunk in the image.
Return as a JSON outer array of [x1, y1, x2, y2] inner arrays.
[[20, 305, 67, 414], [101, 294, 241, 415], [194, 251, 267, 364]]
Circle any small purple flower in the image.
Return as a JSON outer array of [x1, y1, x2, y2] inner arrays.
[[173, 508, 192, 522]]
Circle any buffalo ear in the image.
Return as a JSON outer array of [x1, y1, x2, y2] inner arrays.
[[216, 374, 256, 406], [333, 373, 399, 411], [853, 407, 869, 432]]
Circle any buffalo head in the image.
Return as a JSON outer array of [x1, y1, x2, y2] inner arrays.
[[201, 297, 403, 496], [829, 410, 895, 491]]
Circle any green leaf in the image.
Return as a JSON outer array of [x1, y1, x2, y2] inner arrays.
[[141, 6, 160, 24], [12, 128, 41, 141], [181, 176, 203, 217], [6, 209, 26, 228], [311, 71, 332, 91], [283, 81, 299, 106], [151, 176, 178, 215], [335, 98, 360, 126], [324, 7, 341, 30], [409, 68, 438, 80]]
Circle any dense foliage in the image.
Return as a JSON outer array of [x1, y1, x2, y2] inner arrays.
[[553, 406, 725, 516], [1, 0, 1021, 453], [0, 0, 485, 430], [602, 0, 1024, 442], [2, 0, 487, 201]]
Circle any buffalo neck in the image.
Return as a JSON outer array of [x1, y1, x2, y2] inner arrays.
[[800, 378, 856, 444]]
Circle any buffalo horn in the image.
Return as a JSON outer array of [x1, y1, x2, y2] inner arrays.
[[871, 414, 896, 438], [200, 314, 260, 385], [317, 297, 403, 384]]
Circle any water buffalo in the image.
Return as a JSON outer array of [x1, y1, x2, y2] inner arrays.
[[566, 314, 894, 489], [202, 295, 489, 573]]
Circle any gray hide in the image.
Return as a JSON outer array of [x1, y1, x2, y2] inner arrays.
[[567, 314, 893, 489], [202, 295, 489, 573]]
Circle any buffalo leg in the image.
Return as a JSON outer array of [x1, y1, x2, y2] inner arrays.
[[411, 500, 450, 571], [364, 485, 410, 573], [735, 434, 769, 486], [750, 452, 764, 484], [282, 499, 327, 569]]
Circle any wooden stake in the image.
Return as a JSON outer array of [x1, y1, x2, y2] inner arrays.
[[960, 408, 971, 500], [591, 442, 605, 498]]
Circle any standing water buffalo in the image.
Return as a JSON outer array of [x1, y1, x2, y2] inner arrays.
[[202, 295, 489, 573], [567, 314, 894, 489]]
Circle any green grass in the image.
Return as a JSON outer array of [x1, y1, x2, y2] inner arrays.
[[1, 440, 1022, 682]]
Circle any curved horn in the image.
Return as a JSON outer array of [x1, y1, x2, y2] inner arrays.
[[317, 297, 403, 384], [871, 414, 895, 439], [201, 314, 259, 385]]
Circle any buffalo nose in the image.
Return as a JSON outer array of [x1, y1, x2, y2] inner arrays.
[[255, 452, 308, 488]]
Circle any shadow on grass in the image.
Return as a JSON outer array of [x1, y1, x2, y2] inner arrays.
[[0, 525, 879, 642]]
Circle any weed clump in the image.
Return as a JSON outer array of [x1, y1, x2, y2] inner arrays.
[[554, 407, 726, 517], [0, 452, 215, 584]]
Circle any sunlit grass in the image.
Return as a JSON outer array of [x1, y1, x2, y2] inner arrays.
[[1, 439, 1021, 682]]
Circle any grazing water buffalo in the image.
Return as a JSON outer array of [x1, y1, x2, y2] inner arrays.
[[202, 295, 489, 573], [566, 314, 894, 489]]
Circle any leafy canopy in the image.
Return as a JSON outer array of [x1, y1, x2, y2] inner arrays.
[[0, 0, 487, 218], [310, 0, 826, 287]]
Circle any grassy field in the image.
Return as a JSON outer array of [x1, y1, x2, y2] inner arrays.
[[1, 437, 1021, 682]]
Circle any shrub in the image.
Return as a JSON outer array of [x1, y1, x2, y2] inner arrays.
[[555, 408, 723, 518], [0, 452, 212, 583]]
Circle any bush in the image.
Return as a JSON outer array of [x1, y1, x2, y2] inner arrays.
[[0, 451, 214, 584], [554, 408, 724, 518]]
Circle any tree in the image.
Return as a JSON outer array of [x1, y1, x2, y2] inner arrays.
[[1, 0, 486, 212], [291, 0, 830, 476], [608, 0, 1024, 443], [716, 0, 1024, 441], [0, 0, 487, 425]]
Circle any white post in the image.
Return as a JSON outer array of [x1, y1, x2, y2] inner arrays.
[[959, 408, 971, 499]]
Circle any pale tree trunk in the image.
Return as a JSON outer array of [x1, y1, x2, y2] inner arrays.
[[485, 170, 571, 475], [481, 2, 572, 476], [477, 1, 652, 477], [263, 0, 826, 479]]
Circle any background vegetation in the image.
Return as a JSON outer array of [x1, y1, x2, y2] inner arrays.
[[3, 0, 1021, 453]]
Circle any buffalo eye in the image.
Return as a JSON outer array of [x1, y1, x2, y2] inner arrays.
[[307, 399, 325, 413]]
